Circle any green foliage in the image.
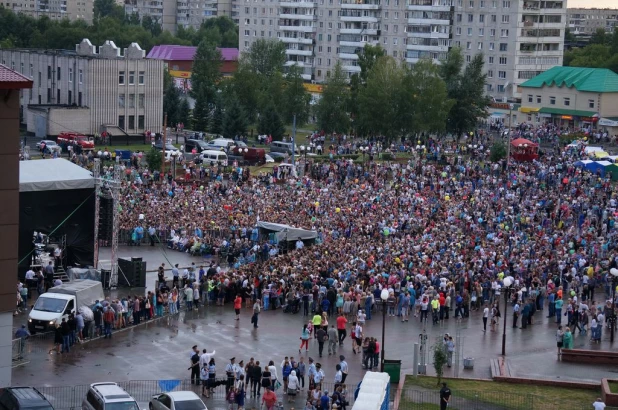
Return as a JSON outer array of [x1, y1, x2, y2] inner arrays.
[[145, 148, 162, 171], [358, 43, 386, 84], [282, 65, 311, 126], [163, 80, 181, 126], [315, 63, 350, 134], [490, 141, 507, 162], [242, 39, 286, 78], [178, 98, 190, 126], [94, 0, 124, 20], [223, 64, 261, 123], [257, 102, 285, 141], [210, 94, 224, 136], [590, 28, 608, 45], [190, 39, 222, 101], [440, 48, 491, 138], [564, 40, 618, 75], [223, 95, 248, 139], [192, 87, 210, 131], [432, 342, 448, 386]]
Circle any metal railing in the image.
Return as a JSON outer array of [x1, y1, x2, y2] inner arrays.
[[400, 389, 533, 410], [12, 331, 56, 366], [36, 380, 358, 410]]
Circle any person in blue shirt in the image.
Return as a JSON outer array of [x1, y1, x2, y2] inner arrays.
[[321, 298, 330, 314], [320, 391, 330, 410]]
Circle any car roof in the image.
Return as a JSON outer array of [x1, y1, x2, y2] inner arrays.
[[91, 383, 134, 402], [4, 387, 50, 406], [166, 391, 201, 401]]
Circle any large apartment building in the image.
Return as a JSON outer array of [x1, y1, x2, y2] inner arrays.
[[239, 0, 565, 101], [0, 0, 94, 23], [0, 39, 164, 136], [568, 8, 618, 37], [124, 0, 234, 33]]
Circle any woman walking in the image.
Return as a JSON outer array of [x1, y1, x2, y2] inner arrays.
[[563, 326, 574, 350], [234, 294, 242, 321], [555, 325, 564, 358], [207, 358, 216, 397], [299, 324, 310, 353]]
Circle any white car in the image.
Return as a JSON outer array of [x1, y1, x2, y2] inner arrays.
[[36, 140, 62, 153], [265, 154, 275, 163], [149, 391, 207, 410]]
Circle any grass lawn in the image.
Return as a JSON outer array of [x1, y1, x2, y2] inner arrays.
[[403, 376, 600, 410], [608, 381, 618, 394]]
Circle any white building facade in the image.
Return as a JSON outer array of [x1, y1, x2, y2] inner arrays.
[[0, 39, 164, 136], [1, 0, 94, 23]]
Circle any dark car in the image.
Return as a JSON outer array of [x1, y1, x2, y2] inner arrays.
[[0, 387, 54, 410], [184, 139, 209, 153]]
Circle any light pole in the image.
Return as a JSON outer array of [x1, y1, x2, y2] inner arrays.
[[380, 288, 389, 372], [610, 269, 618, 342], [299, 145, 307, 175], [506, 103, 514, 170], [501, 276, 514, 356], [360, 146, 368, 162]]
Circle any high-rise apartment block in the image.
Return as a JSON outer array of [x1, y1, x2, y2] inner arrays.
[[568, 8, 618, 37], [239, 0, 566, 101], [124, 0, 234, 33], [1, 0, 94, 23]]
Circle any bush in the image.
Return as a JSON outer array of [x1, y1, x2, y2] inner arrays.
[[310, 154, 360, 162], [380, 153, 394, 161], [490, 141, 507, 163], [145, 148, 162, 171], [432, 342, 448, 386]]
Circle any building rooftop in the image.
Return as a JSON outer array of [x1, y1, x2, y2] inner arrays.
[[521, 66, 618, 93], [147, 45, 239, 62], [0, 64, 33, 89]]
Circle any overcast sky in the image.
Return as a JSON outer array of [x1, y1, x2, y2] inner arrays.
[[568, 0, 618, 8]]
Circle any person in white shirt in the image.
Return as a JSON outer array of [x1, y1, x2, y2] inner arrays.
[[200, 349, 216, 368], [593, 398, 606, 410], [482, 304, 489, 332]]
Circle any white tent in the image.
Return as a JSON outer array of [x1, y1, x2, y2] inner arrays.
[[257, 221, 317, 242], [20, 158, 94, 192]]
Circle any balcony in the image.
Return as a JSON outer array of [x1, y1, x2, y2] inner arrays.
[[407, 4, 451, 11], [339, 53, 359, 59], [280, 13, 316, 20], [407, 17, 450, 25], [279, 24, 317, 32], [281, 36, 314, 44], [405, 57, 420, 63], [280, 0, 317, 7], [343, 65, 361, 73], [340, 40, 378, 47], [341, 15, 379, 23], [285, 60, 308, 67], [286, 49, 314, 56], [340, 28, 379, 35], [301, 73, 312, 80], [406, 44, 447, 51], [341, 2, 381, 10]]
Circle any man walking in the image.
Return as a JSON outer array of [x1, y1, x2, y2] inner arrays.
[[103, 306, 114, 338], [336, 313, 347, 346], [189, 345, 200, 385], [327, 325, 338, 355], [316, 326, 327, 358], [482, 304, 489, 332], [439, 382, 451, 410], [512, 301, 520, 328]]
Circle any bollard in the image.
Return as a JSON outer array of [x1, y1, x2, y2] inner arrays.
[[412, 343, 419, 377]]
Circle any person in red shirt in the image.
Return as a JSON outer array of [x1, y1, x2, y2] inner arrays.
[[234, 295, 242, 321], [262, 386, 277, 410], [439, 293, 446, 321], [103, 308, 115, 339], [336, 313, 348, 346]]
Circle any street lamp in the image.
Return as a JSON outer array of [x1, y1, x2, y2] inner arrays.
[[171, 151, 179, 179], [380, 288, 389, 372], [506, 103, 514, 170], [610, 268, 618, 342], [360, 146, 368, 162], [501, 276, 514, 356]]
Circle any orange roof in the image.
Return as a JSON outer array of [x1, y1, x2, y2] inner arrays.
[[0, 64, 33, 89]]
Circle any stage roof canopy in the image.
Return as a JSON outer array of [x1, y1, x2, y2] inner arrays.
[[20, 158, 94, 192], [257, 221, 318, 241]]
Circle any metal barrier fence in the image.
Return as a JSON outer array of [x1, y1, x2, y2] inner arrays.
[[36, 379, 358, 410], [12, 331, 56, 366], [400, 389, 533, 410]]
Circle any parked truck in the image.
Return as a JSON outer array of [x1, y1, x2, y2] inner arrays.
[[28, 280, 104, 334]]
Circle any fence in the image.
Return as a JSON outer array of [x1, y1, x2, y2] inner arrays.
[[400, 389, 533, 410], [36, 379, 358, 410], [12, 331, 56, 366]]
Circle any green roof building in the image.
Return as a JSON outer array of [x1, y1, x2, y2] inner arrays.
[[518, 66, 618, 130]]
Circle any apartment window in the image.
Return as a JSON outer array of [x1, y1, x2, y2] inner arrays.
[[79, 69, 83, 84], [139, 93, 145, 108], [57, 67, 61, 81], [499, 43, 507, 51], [479, 28, 484, 36], [588, 99, 595, 108], [19, 62, 23, 74], [498, 70, 506, 78], [499, 57, 507, 64], [139, 71, 144, 85], [487, 70, 493, 78], [466, 55, 471, 62], [244, 30, 250, 36], [327, 34, 331, 41], [318, 58, 322, 65], [318, 34, 322, 40], [317, 70, 322, 77], [490, 29, 496, 36], [469, 0, 473, 6], [480, 0, 485, 7], [38, 72, 41, 86], [457, 0, 462, 5], [456, 13, 462, 22], [327, 46, 331, 53], [479, 14, 485, 23], [550, 96, 556, 105], [466, 41, 472, 49], [467, 14, 473, 22], [328, 22, 332, 29], [68, 90, 72, 105], [129, 94, 135, 108], [537, 96, 541, 104], [69, 68, 73, 82], [118, 115, 125, 129], [497, 85, 505, 92], [491, 14, 496, 22], [467, 27, 472, 35], [502, 0, 510, 7], [29, 63, 33, 77], [456, 27, 462, 35], [327, 59, 331, 66], [527, 94, 533, 103], [78, 92, 82, 106], [57, 89, 60, 103], [129, 115, 135, 129], [500, 29, 509, 37], [119, 71, 125, 85], [138, 115, 145, 129], [47, 88, 51, 103], [488, 56, 494, 63], [394, 38, 398, 45], [129, 71, 135, 84], [564, 97, 570, 106], [119, 93, 125, 108], [318, 46, 323, 52], [501, 15, 509, 23], [47, 65, 51, 79]]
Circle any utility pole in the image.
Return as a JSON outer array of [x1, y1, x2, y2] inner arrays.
[[292, 114, 296, 167], [162, 114, 167, 178]]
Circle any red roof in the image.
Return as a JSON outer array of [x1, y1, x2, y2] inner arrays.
[[0, 64, 33, 89], [510, 138, 538, 147], [146, 45, 239, 62]]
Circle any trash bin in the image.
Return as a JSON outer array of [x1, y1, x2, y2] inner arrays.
[[383, 359, 402, 383], [463, 357, 474, 369]]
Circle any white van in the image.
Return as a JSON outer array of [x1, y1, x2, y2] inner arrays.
[[200, 150, 228, 166], [82, 382, 139, 410], [206, 138, 236, 151], [270, 141, 299, 155]]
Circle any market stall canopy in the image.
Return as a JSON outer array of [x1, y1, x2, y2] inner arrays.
[[584, 146, 604, 154], [574, 160, 594, 167], [510, 138, 538, 147], [20, 158, 94, 192], [256, 221, 317, 242], [591, 150, 610, 159], [607, 164, 618, 181]]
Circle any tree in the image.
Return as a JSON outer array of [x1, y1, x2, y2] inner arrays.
[[432, 342, 448, 386], [223, 64, 261, 123], [163, 80, 180, 126], [192, 87, 210, 131], [258, 102, 285, 141], [590, 28, 608, 45], [440, 48, 490, 138], [197, 17, 238, 48], [315, 63, 350, 134], [358, 43, 386, 84], [190, 39, 222, 102], [145, 148, 162, 171], [564, 44, 612, 69], [210, 95, 224, 136], [564, 28, 576, 43], [178, 98, 190, 127], [242, 39, 286, 78], [357, 56, 406, 141], [223, 95, 249, 139], [282, 65, 311, 126], [490, 140, 507, 162]]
